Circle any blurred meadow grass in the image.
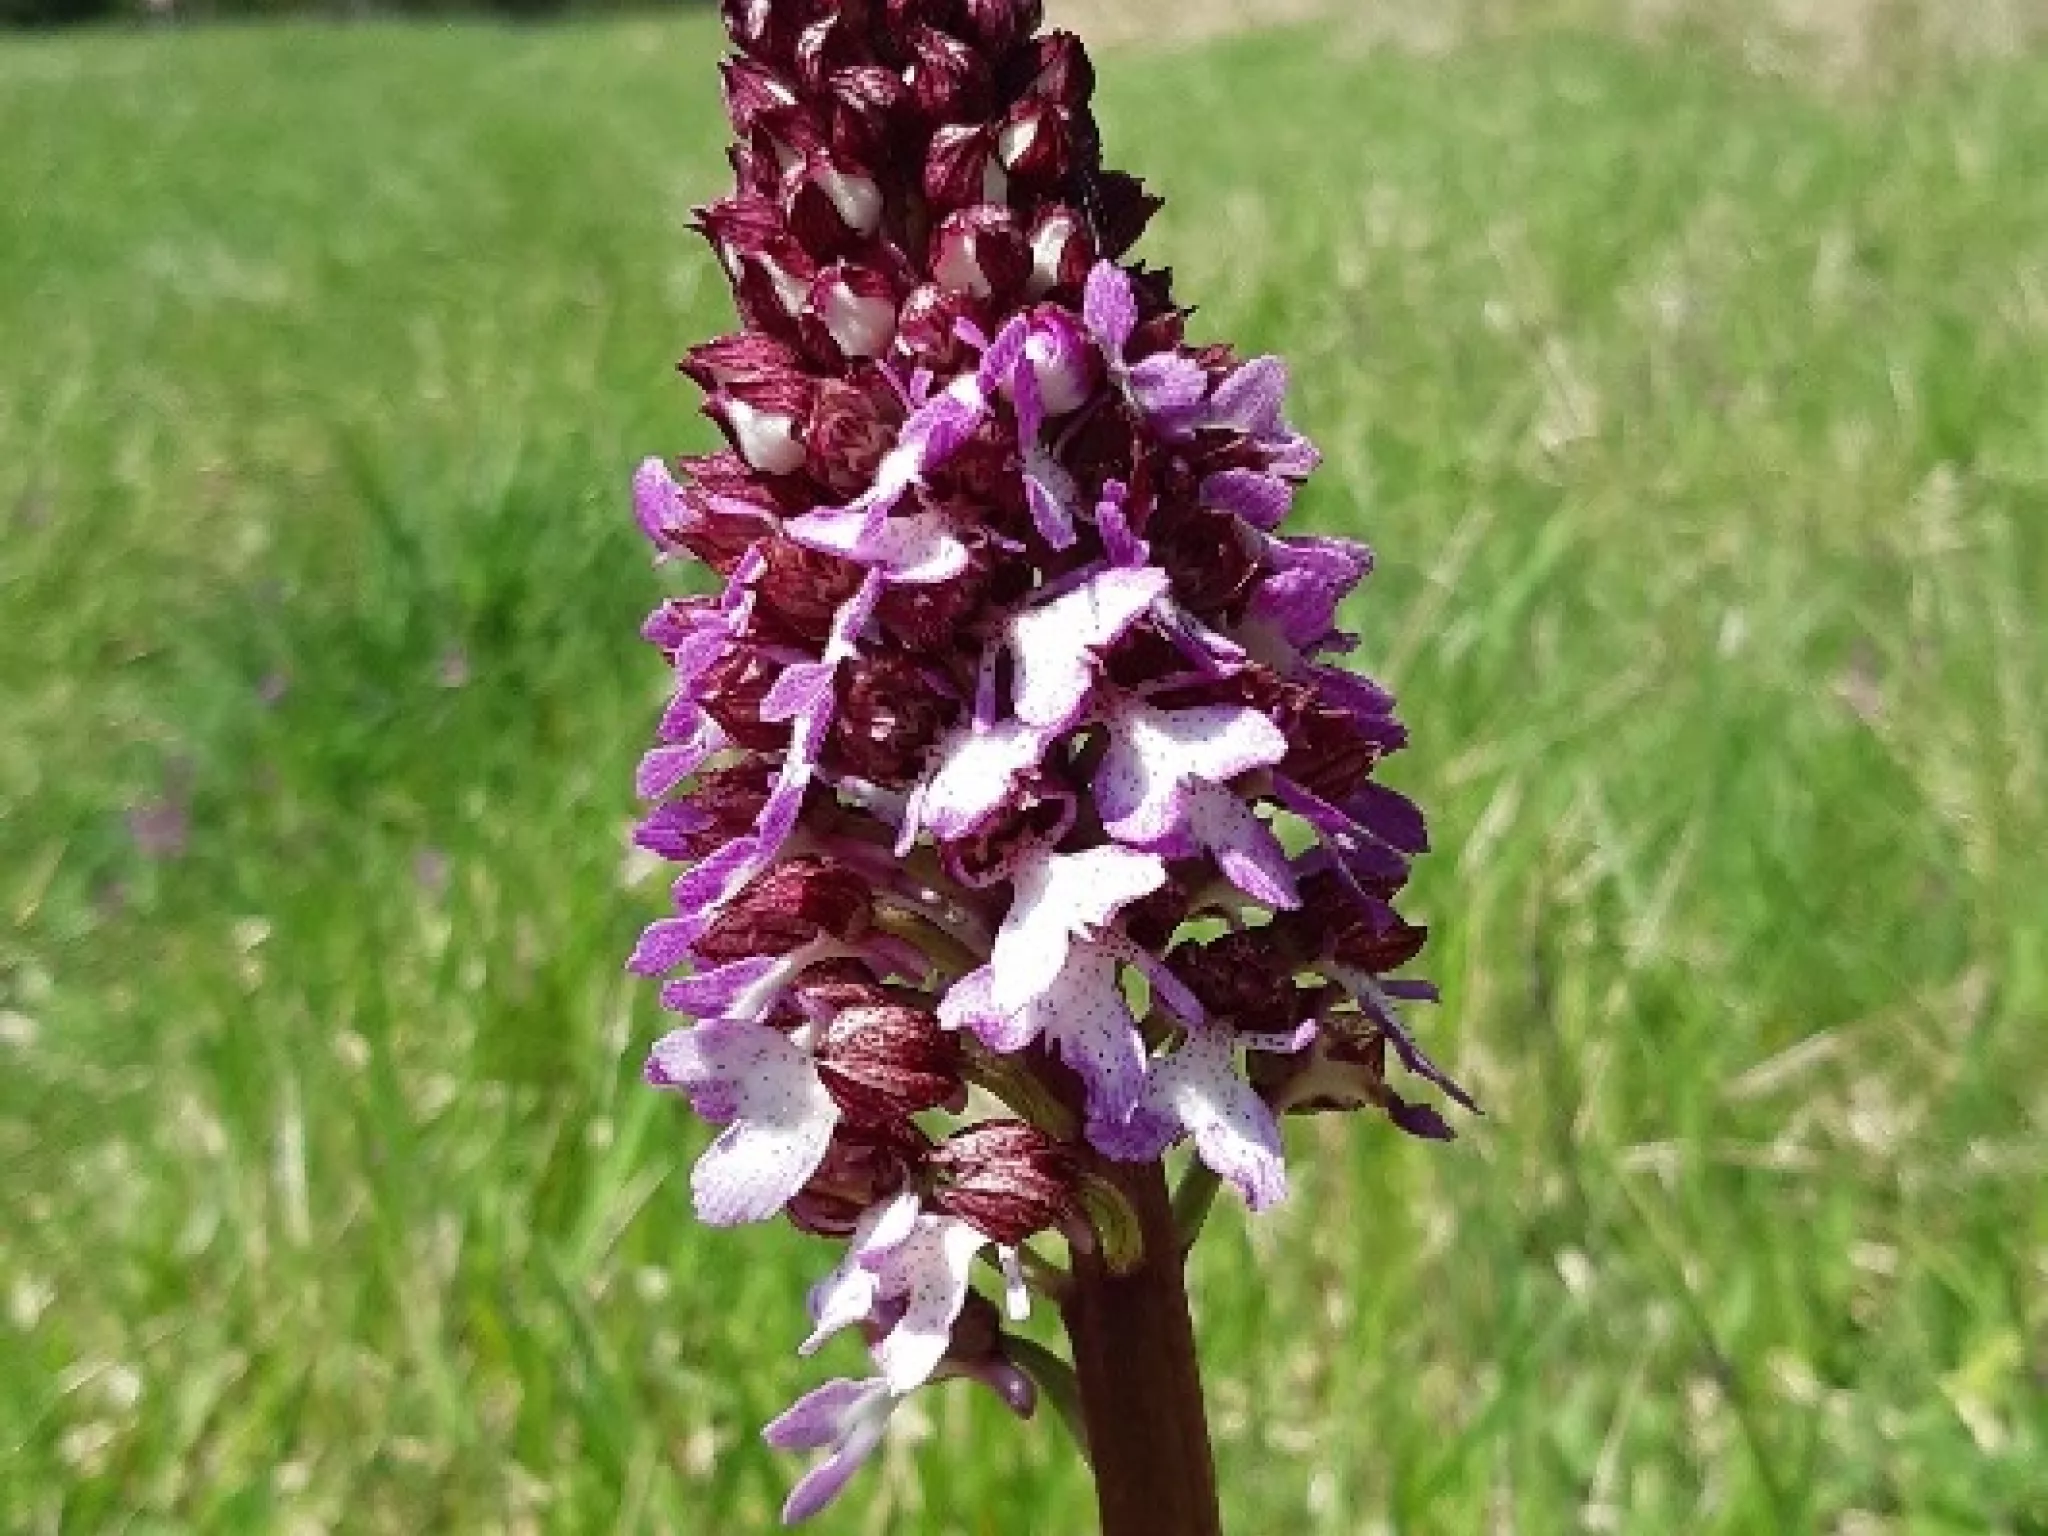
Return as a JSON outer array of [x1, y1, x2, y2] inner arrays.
[[3, 10, 2046, 1533]]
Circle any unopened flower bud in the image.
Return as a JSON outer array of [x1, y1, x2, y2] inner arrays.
[[1016, 29, 1094, 111], [805, 375, 901, 497], [1017, 306, 1098, 415], [815, 1003, 964, 1124], [903, 23, 992, 122], [809, 262, 900, 360], [694, 857, 874, 963], [924, 124, 1010, 214], [996, 99, 1070, 186], [787, 1122, 930, 1238], [893, 283, 991, 374], [705, 375, 815, 476], [721, 56, 803, 140], [783, 148, 885, 255], [696, 646, 793, 751], [830, 653, 958, 785], [928, 1120, 1080, 1243], [959, 0, 1043, 55], [681, 331, 806, 394], [1024, 204, 1095, 296], [929, 205, 1029, 302]]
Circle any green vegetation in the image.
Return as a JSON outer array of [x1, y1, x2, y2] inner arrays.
[[3, 15, 2044, 1532]]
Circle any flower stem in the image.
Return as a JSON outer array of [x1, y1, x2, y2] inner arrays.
[[1060, 1159, 1224, 1536]]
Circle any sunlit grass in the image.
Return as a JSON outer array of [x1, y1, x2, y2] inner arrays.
[[2, 16, 2044, 1533]]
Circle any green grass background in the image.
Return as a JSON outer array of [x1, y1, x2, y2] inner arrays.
[[2, 12, 2045, 1532]]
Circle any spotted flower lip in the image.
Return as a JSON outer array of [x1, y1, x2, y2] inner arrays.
[[629, 0, 1467, 1520]]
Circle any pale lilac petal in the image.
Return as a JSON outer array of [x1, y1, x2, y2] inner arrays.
[[636, 731, 719, 800], [633, 456, 683, 544], [1008, 567, 1170, 730], [656, 953, 783, 1016], [786, 507, 969, 584], [937, 966, 1037, 1053], [1207, 356, 1288, 435], [782, 1434, 885, 1526], [1023, 451, 1080, 550], [763, 1378, 885, 1452], [627, 918, 697, 977], [1187, 783, 1301, 909], [1096, 703, 1288, 847], [1202, 469, 1293, 530], [1127, 352, 1211, 431], [1096, 479, 1148, 566], [679, 1022, 839, 1226], [873, 1219, 989, 1392], [768, 1379, 898, 1525], [1149, 1027, 1288, 1211], [916, 719, 1051, 841], [1082, 261, 1136, 353], [762, 661, 835, 726], [990, 845, 1167, 1014]]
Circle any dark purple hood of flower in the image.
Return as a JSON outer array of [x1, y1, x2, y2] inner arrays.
[[628, 0, 1467, 1519]]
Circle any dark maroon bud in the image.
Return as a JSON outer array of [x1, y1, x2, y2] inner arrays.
[[1024, 204, 1095, 297], [693, 856, 874, 963], [941, 785, 1075, 889], [1280, 699, 1393, 803], [680, 331, 806, 395], [1016, 29, 1094, 109], [928, 205, 1030, 303], [903, 24, 992, 122], [875, 533, 995, 649], [959, 0, 1042, 55], [892, 282, 991, 374], [1176, 931, 1301, 1025], [1090, 168, 1164, 258], [721, 57, 805, 139], [639, 455, 776, 574], [795, 12, 869, 90], [815, 1003, 964, 1124], [721, 0, 808, 66], [805, 374, 901, 498], [829, 652, 959, 785], [787, 1122, 930, 1238], [696, 195, 820, 336], [782, 957, 897, 1021], [825, 65, 910, 163], [1118, 860, 1198, 952], [696, 646, 791, 753], [924, 124, 1008, 214], [680, 447, 812, 518], [995, 99, 1070, 187], [757, 535, 868, 646], [1153, 504, 1261, 614], [635, 760, 774, 861], [783, 147, 885, 257], [807, 261, 901, 361], [929, 1120, 1080, 1244], [704, 374, 817, 477]]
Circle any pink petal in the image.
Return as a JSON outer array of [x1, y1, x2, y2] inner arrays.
[[1187, 783, 1301, 909], [872, 1219, 989, 1392], [1082, 261, 1136, 353], [917, 719, 1051, 841]]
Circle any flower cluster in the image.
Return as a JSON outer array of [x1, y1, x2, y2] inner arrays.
[[629, 0, 1469, 1519]]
